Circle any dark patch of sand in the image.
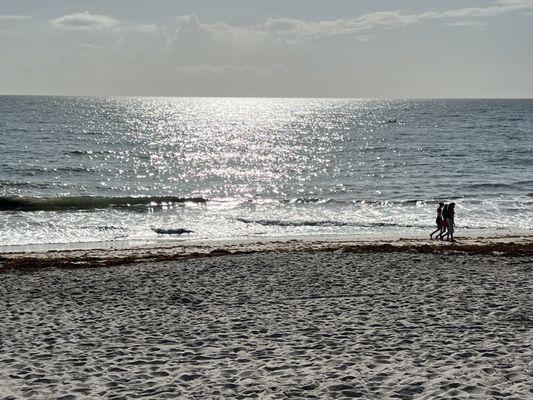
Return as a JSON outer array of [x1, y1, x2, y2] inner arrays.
[[1, 240, 532, 272]]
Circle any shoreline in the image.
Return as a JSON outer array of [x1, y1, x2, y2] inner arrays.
[[1, 232, 532, 271]]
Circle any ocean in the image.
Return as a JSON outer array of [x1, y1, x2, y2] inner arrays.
[[0, 96, 531, 248]]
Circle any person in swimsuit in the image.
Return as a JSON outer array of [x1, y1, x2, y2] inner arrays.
[[430, 202, 445, 239]]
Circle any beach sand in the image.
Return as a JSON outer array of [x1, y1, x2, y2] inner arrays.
[[0, 242, 531, 399]]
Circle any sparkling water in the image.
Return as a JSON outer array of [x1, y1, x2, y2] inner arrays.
[[1, 96, 531, 247]]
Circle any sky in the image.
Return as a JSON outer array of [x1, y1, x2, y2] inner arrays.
[[0, 0, 532, 97]]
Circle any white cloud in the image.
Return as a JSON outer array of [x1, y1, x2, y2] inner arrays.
[[50, 11, 120, 30], [439, 0, 533, 17], [174, 15, 204, 34], [498, 0, 533, 5], [170, 15, 268, 45], [46, 0, 533, 41], [164, 0, 533, 44]]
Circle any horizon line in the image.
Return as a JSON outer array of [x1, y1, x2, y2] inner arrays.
[[1, 94, 533, 100]]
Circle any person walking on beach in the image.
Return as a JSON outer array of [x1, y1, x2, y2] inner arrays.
[[437, 203, 449, 240], [444, 203, 456, 242], [430, 202, 445, 239]]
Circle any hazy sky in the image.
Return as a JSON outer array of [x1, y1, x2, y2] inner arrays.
[[1, 0, 532, 97]]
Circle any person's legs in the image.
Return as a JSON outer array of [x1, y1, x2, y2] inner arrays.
[[446, 218, 454, 241], [437, 221, 447, 240]]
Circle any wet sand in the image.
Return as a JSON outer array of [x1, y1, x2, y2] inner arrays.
[[0, 247, 531, 399]]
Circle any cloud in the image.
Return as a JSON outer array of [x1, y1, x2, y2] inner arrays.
[[174, 15, 204, 34], [50, 11, 120, 30], [270, 0, 532, 39], [171, 15, 268, 45], [164, 12, 433, 44], [498, 0, 533, 5], [436, 0, 533, 17], [47, 0, 533, 40], [163, 0, 533, 44], [445, 21, 488, 27], [0, 15, 33, 21]]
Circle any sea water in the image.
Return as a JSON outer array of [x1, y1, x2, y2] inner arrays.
[[0, 96, 531, 247]]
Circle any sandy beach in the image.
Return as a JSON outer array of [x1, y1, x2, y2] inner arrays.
[[0, 237, 531, 399]]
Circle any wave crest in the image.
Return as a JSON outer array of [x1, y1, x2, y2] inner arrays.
[[0, 196, 207, 212], [236, 217, 427, 229]]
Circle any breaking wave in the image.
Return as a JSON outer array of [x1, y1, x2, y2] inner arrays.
[[0, 196, 208, 212], [236, 218, 428, 229], [280, 198, 427, 206]]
